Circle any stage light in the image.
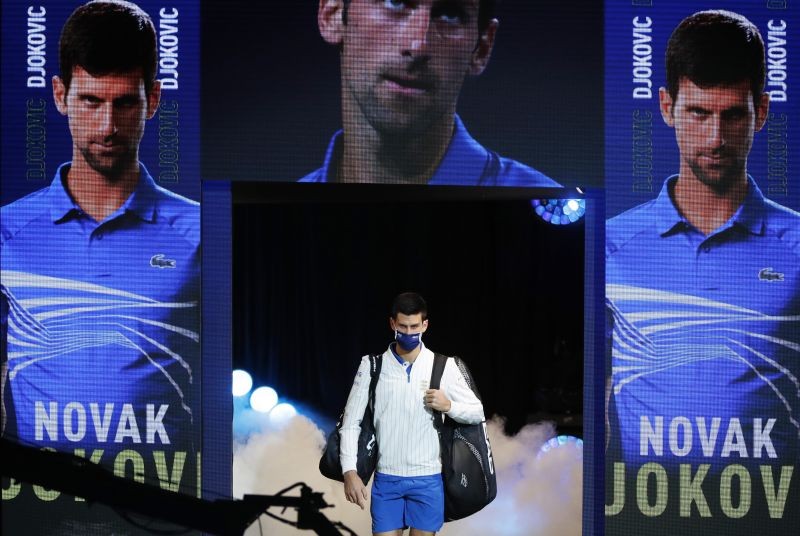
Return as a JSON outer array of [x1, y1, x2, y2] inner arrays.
[[531, 199, 586, 225], [250, 386, 278, 413], [269, 403, 297, 426], [538, 435, 583, 456], [232, 369, 253, 397]]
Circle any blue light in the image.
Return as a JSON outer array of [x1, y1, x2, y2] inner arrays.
[[232, 369, 253, 397], [250, 386, 279, 413], [269, 403, 297, 426], [539, 435, 583, 456], [531, 199, 586, 225]]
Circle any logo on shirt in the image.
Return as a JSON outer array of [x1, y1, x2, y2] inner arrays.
[[150, 254, 177, 269], [460, 473, 468, 488], [758, 268, 784, 282]]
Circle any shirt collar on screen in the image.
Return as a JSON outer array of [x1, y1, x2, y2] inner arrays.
[[654, 175, 767, 238], [320, 114, 489, 185], [47, 162, 159, 224]]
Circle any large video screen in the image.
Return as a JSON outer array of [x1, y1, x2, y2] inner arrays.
[[605, 1, 799, 534], [202, 1, 602, 189], [1, 1, 207, 534]]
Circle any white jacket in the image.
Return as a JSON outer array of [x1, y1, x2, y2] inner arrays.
[[340, 344, 485, 477]]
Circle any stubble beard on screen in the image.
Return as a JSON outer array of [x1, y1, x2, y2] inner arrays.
[[79, 143, 137, 183], [686, 151, 748, 196], [351, 82, 445, 140]]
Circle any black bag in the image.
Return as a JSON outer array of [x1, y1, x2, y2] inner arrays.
[[319, 354, 382, 485], [431, 353, 497, 521]]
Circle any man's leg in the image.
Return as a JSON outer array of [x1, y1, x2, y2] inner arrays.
[[404, 475, 444, 536], [371, 474, 407, 536]]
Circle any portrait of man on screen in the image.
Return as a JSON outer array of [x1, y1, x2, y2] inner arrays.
[[605, 9, 799, 533], [299, 0, 560, 186], [1, 1, 200, 533]]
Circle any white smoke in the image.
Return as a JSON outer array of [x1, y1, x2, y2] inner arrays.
[[233, 414, 582, 536]]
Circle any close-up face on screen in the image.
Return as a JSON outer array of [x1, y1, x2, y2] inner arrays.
[[202, 0, 602, 188], [1, 0, 797, 535]]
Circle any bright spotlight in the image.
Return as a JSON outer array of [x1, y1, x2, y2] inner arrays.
[[531, 198, 586, 225], [250, 386, 278, 413], [269, 402, 297, 426], [232, 369, 253, 397]]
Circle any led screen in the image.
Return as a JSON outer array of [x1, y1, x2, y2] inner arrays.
[[1, 2, 206, 534], [605, 2, 798, 534], [201, 1, 602, 189]]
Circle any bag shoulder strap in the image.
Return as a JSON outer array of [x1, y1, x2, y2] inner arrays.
[[367, 353, 382, 399], [430, 353, 449, 430], [452, 356, 482, 401], [364, 354, 382, 426], [430, 354, 483, 427], [430, 352, 448, 390]]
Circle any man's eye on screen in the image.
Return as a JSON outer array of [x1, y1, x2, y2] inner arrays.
[[81, 96, 102, 108], [722, 109, 747, 121], [115, 97, 140, 109], [383, 0, 410, 12], [432, 1, 468, 24]]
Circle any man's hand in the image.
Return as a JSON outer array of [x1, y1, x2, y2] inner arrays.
[[424, 389, 451, 412], [343, 470, 368, 510]]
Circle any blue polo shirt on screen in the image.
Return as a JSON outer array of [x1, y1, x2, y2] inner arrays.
[[0, 163, 200, 458], [299, 115, 559, 187], [606, 176, 800, 469]]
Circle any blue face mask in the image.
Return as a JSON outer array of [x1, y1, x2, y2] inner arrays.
[[395, 331, 422, 351]]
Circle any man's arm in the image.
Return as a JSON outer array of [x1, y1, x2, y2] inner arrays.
[[439, 359, 485, 425], [340, 355, 372, 509]]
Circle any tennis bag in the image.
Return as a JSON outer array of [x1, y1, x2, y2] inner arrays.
[[431, 353, 497, 521], [319, 354, 382, 485]]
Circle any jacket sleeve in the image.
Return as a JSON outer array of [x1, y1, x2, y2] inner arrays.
[[442, 359, 485, 425], [339, 355, 371, 474]]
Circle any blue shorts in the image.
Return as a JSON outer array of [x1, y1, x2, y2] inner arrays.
[[371, 472, 444, 533]]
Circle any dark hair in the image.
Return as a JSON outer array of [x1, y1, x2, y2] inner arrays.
[[665, 10, 765, 104], [391, 292, 428, 320], [343, 0, 497, 34], [59, 0, 158, 94]]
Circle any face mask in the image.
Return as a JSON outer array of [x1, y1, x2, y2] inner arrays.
[[395, 331, 422, 351]]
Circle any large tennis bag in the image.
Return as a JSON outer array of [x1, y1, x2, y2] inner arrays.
[[319, 354, 382, 485], [431, 354, 497, 521]]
